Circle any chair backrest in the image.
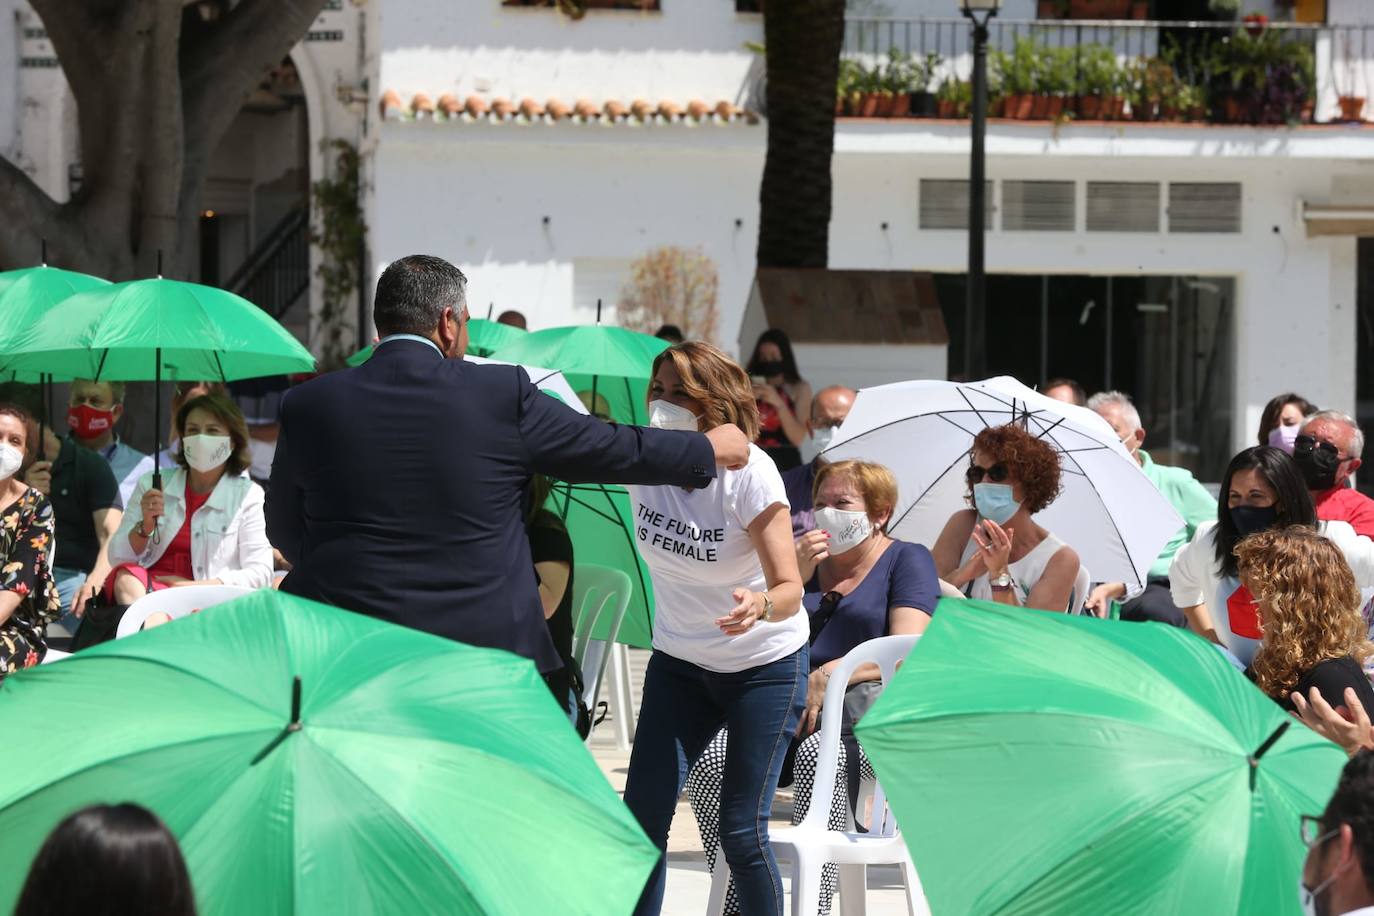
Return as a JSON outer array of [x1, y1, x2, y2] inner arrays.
[[116, 585, 254, 638], [800, 633, 920, 838], [570, 564, 634, 712], [40, 648, 70, 665], [1068, 564, 1091, 616], [938, 578, 965, 600]]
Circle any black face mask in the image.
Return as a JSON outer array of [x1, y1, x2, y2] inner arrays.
[[754, 360, 785, 378], [1294, 443, 1343, 491], [1231, 504, 1280, 537]]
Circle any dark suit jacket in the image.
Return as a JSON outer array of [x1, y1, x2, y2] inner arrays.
[[266, 339, 714, 670]]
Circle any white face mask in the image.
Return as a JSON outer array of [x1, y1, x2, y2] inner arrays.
[[648, 399, 700, 432], [182, 434, 233, 473], [1300, 836, 1344, 916], [0, 444, 23, 482], [248, 438, 276, 481], [799, 426, 837, 465], [814, 506, 874, 555]]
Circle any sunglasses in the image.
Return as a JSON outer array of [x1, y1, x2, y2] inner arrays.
[[966, 462, 1009, 485], [1294, 435, 1348, 461]]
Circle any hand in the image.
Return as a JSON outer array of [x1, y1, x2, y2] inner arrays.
[[140, 488, 165, 531], [797, 668, 829, 736], [1086, 582, 1127, 619], [71, 578, 102, 618], [753, 384, 782, 408], [24, 461, 52, 496], [1292, 686, 1374, 756], [971, 519, 1013, 579], [951, 549, 986, 588], [795, 529, 829, 579], [716, 588, 762, 635], [705, 424, 749, 471]]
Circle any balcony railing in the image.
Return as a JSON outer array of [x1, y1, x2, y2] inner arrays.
[[840, 17, 1374, 126]]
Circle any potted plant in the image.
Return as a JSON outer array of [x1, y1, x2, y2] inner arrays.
[[836, 59, 861, 116], [909, 52, 942, 117], [1040, 45, 1077, 119], [1131, 0, 1149, 18], [1243, 12, 1268, 37], [1076, 45, 1118, 119], [1000, 39, 1040, 119], [1335, 33, 1366, 123], [1208, 0, 1240, 18], [936, 78, 961, 118], [857, 62, 883, 117]]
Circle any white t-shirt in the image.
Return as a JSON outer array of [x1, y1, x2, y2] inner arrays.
[[630, 445, 808, 673]]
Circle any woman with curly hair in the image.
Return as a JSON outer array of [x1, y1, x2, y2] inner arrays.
[[932, 423, 1082, 613], [1236, 525, 1374, 714]]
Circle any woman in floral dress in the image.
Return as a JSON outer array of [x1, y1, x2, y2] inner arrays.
[[0, 402, 61, 678]]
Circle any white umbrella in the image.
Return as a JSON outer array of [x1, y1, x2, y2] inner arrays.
[[464, 355, 587, 415], [824, 376, 1184, 589]]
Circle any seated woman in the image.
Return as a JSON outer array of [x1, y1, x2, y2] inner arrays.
[[524, 473, 587, 734], [106, 394, 273, 621], [687, 458, 939, 916], [0, 402, 61, 677], [1236, 525, 1374, 714], [1170, 446, 1374, 668], [932, 424, 1081, 613]]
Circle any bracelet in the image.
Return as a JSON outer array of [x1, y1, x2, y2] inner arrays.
[[134, 521, 151, 539]]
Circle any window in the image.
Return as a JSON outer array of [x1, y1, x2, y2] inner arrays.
[[1086, 182, 1161, 233], [919, 180, 994, 231], [1168, 183, 1242, 234], [502, 0, 661, 11], [936, 272, 1235, 480], [1002, 181, 1075, 232]]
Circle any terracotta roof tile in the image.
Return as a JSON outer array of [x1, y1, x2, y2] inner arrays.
[[381, 90, 758, 126]]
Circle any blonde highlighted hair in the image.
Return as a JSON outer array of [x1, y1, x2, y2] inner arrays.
[[1237, 525, 1373, 698], [812, 459, 899, 533], [650, 342, 760, 441]]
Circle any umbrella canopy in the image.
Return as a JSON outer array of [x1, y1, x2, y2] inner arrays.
[[856, 598, 1346, 916], [825, 375, 1183, 588], [0, 591, 657, 915], [547, 482, 653, 648], [0, 266, 111, 382], [490, 325, 669, 424], [0, 277, 314, 382], [347, 319, 527, 366]]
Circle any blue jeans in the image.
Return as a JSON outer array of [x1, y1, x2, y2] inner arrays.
[[51, 566, 88, 637], [624, 646, 808, 916]]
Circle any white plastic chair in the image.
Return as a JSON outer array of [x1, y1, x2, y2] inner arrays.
[[40, 648, 70, 664], [1068, 564, 1092, 616], [116, 585, 253, 638], [570, 565, 634, 745], [707, 634, 929, 916]]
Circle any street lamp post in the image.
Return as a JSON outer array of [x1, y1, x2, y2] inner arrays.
[[960, 0, 1000, 380]]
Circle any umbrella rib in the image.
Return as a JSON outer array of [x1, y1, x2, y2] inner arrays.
[[59, 653, 286, 720], [956, 388, 992, 429], [888, 449, 973, 533]]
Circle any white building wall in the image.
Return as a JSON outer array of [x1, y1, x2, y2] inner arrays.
[[0, 0, 17, 157]]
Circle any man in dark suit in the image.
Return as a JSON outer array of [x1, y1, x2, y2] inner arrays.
[[267, 255, 748, 671]]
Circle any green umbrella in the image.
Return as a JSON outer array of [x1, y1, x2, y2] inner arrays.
[[490, 325, 668, 424], [547, 481, 654, 648], [855, 598, 1346, 916], [0, 265, 110, 347], [0, 591, 657, 915], [347, 319, 527, 366]]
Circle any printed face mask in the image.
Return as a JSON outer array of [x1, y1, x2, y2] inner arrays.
[[648, 400, 700, 432], [68, 404, 115, 440], [181, 434, 233, 473], [814, 506, 873, 555], [973, 482, 1021, 525], [0, 444, 23, 482]]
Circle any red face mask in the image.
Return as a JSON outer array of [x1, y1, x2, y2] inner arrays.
[[68, 404, 116, 440]]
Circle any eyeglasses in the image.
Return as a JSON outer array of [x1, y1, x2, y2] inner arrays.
[[1295, 435, 1350, 462], [966, 462, 1009, 485], [1301, 814, 1340, 849]]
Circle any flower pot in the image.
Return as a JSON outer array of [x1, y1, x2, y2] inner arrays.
[[1069, 0, 1131, 18], [835, 96, 844, 116], [1045, 96, 1066, 119], [1009, 94, 1035, 119], [1159, 102, 1179, 121], [990, 96, 1005, 118], [1037, 0, 1061, 17], [1106, 95, 1126, 120], [937, 99, 956, 119], [1078, 95, 1102, 119], [859, 92, 880, 118], [1030, 94, 1051, 119], [1300, 99, 1315, 123], [1130, 0, 1148, 18], [1222, 94, 1245, 124], [1338, 95, 1366, 123], [910, 91, 935, 118], [1187, 104, 1207, 122], [888, 92, 912, 117], [1243, 14, 1268, 38]]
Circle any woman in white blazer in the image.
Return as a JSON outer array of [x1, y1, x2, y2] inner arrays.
[[105, 394, 273, 603], [1169, 445, 1374, 667]]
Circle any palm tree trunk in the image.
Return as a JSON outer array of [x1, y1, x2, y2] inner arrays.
[[757, 0, 846, 269]]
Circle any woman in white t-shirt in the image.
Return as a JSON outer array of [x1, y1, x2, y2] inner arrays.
[[622, 342, 808, 916]]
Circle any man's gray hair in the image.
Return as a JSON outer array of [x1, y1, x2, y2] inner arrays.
[[373, 255, 468, 337], [1086, 390, 1141, 432], [1303, 409, 1365, 459]]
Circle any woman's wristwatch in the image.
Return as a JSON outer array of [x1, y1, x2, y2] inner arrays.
[[759, 591, 776, 622], [135, 520, 153, 539], [989, 572, 1014, 592]]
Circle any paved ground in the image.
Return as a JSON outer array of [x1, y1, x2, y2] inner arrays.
[[588, 648, 920, 915]]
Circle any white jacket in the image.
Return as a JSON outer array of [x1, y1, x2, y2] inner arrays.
[[1170, 519, 1374, 610], [109, 467, 273, 590]]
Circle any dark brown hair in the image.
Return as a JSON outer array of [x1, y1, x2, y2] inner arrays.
[[174, 393, 251, 476], [651, 342, 761, 441], [1257, 392, 1317, 447], [969, 424, 1063, 514]]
